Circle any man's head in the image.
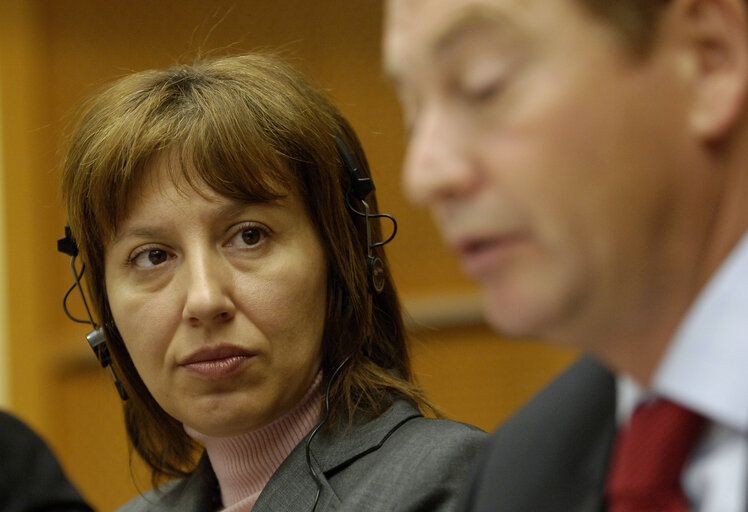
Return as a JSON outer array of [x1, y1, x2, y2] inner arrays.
[[384, 0, 748, 374]]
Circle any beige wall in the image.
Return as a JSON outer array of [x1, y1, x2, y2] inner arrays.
[[0, 1, 576, 510]]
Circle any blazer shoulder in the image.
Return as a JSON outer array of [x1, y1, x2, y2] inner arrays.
[[501, 355, 616, 434], [462, 356, 617, 512], [324, 414, 487, 511], [391, 415, 487, 453], [338, 400, 487, 467]]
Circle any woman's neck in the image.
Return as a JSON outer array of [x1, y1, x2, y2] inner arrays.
[[185, 373, 323, 509]]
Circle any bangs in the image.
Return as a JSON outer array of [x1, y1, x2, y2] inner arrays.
[[82, 61, 304, 241], [175, 69, 296, 203]]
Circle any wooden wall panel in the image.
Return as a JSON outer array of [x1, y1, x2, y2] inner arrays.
[[410, 324, 576, 430], [0, 1, 577, 509], [50, 356, 151, 511], [0, 0, 66, 436]]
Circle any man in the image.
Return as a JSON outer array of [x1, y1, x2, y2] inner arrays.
[[384, 0, 748, 510]]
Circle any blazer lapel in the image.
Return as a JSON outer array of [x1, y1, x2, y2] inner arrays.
[[253, 400, 422, 511], [150, 455, 221, 512]]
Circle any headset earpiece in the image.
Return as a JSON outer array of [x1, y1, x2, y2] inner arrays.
[[57, 225, 79, 257], [336, 137, 396, 294], [336, 136, 374, 201], [367, 255, 386, 294], [57, 226, 128, 400]]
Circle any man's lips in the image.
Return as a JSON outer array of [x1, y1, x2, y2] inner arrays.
[[451, 232, 524, 254], [450, 233, 526, 279], [179, 345, 256, 379], [452, 237, 498, 254]]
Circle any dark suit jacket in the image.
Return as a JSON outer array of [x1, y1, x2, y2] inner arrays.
[[0, 411, 93, 512], [460, 356, 617, 512], [118, 400, 487, 511]]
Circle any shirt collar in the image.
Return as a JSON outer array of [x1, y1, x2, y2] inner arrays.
[[651, 231, 748, 432]]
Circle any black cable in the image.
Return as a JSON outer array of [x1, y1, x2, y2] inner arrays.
[[344, 195, 398, 248], [57, 227, 128, 401], [306, 355, 352, 512], [62, 257, 95, 325]]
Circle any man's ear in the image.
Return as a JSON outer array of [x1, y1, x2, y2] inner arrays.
[[671, 0, 748, 140]]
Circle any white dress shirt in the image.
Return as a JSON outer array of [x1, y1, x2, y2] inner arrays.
[[616, 231, 748, 512]]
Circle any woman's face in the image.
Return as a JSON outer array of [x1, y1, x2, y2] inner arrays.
[[104, 158, 328, 437]]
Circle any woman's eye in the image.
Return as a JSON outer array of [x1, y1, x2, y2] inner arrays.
[[241, 228, 262, 246], [131, 248, 169, 268], [230, 224, 268, 248]]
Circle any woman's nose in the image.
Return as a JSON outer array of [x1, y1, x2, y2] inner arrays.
[[182, 255, 236, 327]]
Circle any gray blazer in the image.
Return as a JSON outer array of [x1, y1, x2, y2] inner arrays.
[[118, 400, 487, 511], [459, 356, 618, 512]]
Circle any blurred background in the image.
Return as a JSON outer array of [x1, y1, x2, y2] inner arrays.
[[0, 1, 576, 509]]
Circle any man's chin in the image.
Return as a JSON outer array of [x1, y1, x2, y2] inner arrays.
[[482, 288, 563, 342], [484, 300, 538, 340]]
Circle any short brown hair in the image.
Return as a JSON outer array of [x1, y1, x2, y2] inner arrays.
[[61, 53, 433, 483], [575, 0, 671, 53]]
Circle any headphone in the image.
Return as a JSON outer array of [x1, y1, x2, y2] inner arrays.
[[336, 136, 397, 294], [57, 225, 128, 400]]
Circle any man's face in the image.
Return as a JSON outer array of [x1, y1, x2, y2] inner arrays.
[[385, 0, 710, 348]]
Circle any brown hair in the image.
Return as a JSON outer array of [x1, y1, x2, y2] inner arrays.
[[61, 53, 433, 483], [576, 0, 672, 54]]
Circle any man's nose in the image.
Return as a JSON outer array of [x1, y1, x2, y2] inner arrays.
[[402, 105, 478, 206]]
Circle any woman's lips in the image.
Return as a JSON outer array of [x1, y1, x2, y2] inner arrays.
[[180, 346, 255, 380]]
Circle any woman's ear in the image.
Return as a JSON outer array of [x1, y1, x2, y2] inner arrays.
[[671, 0, 748, 140]]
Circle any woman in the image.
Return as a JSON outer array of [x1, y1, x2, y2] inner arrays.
[[60, 53, 485, 511]]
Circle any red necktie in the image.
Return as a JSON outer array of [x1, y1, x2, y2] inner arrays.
[[605, 399, 706, 512]]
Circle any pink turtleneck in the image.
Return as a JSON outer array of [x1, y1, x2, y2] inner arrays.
[[185, 373, 323, 511]]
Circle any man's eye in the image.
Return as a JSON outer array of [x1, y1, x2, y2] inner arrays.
[[460, 78, 505, 104]]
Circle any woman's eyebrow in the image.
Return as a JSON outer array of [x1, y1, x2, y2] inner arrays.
[[110, 226, 164, 248], [213, 196, 289, 218], [109, 195, 290, 246]]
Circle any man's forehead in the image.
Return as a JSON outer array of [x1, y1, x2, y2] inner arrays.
[[384, 0, 526, 76]]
